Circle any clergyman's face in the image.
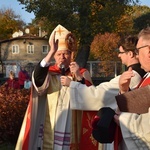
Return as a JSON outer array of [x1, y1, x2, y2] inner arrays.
[[118, 46, 129, 66], [54, 50, 72, 68], [136, 37, 150, 72]]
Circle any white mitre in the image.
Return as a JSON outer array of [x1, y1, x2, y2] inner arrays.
[[49, 24, 76, 52]]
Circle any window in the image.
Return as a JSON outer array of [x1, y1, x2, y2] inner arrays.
[[27, 45, 34, 54], [12, 45, 19, 54], [42, 45, 49, 54]]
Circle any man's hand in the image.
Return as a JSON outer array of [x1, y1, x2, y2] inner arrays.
[[69, 62, 83, 81], [44, 31, 59, 63], [119, 67, 135, 94], [49, 31, 58, 55], [60, 76, 71, 86], [114, 114, 120, 126]]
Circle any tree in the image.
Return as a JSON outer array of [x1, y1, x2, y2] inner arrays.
[[17, 0, 139, 67], [134, 12, 150, 31], [90, 32, 120, 61], [114, 5, 150, 36], [89, 32, 121, 77], [133, 6, 150, 32], [26, 17, 50, 37], [0, 8, 25, 40]]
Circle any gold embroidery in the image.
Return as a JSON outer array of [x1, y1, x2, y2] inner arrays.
[[82, 128, 88, 134], [90, 134, 98, 146], [56, 26, 66, 36]]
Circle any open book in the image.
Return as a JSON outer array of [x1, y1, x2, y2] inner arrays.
[[115, 85, 150, 114]]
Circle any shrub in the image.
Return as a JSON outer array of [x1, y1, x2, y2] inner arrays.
[[0, 85, 30, 144]]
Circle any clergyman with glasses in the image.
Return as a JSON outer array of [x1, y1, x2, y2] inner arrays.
[[114, 27, 150, 149], [61, 35, 146, 149]]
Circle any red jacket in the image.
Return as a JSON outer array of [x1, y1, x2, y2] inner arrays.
[[5, 78, 20, 89], [18, 70, 30, 85]]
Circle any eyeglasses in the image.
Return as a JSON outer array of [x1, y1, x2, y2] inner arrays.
[[118, 51, 126, 54], [135, 45, 150, 54]]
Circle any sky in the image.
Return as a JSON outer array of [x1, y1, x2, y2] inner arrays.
[[0, 0, 150, 24], [0, 0, 35, 24]]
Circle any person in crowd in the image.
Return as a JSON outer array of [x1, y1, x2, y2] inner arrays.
[[15, 24, 93, 150], [61, 35, 146, 150], [24, 79, 32, 89], [114, 27, 150, 149], [5, 71, 20, 89], [18, 66, 30, 89]]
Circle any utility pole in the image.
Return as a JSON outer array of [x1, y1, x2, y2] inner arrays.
[[0, 42, 4, 78]]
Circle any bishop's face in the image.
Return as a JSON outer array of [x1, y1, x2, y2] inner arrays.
[[54, 50, 72, 68]]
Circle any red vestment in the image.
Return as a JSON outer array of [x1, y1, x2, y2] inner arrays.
[[114, 74, 150, 150]]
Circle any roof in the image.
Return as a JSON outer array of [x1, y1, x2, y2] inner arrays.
[[0, 34, 48, 44]]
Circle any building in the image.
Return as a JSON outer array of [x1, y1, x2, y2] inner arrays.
[[0, 32, 123, 85], [0, 33, 49, 78]]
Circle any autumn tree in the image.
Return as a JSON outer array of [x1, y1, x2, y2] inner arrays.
[[89, 32, 121, 77], [26, 17, 51, 37], [17, 0, 139, 67], [90, 32, 120, 61], [134, 12, 150, 32], [133, 6, 150, 32], [115, 5, 150, 35], [0, 8, 25, 40]]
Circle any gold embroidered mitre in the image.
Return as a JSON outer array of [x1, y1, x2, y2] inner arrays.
[[49, 24, 76, 52]]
